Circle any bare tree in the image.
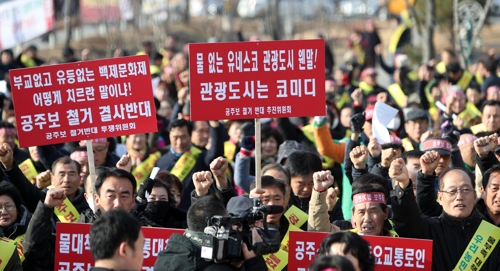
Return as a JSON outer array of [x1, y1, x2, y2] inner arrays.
[[422, 0, 435, 62], [64, 0, 74, 48]]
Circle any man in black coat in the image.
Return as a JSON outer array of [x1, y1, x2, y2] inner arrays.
[[390, 159, 500, 271], [154, 119, 225, 211], [154, 195, 267, 271]]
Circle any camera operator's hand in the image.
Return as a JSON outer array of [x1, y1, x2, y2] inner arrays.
[[193, 171, 213, 197], [249, 187, 265, 201], [210, 157, 229, 190], [242, 243, 257, 260]]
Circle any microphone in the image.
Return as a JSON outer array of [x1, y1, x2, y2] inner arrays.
[[255, 205, 284, 214]]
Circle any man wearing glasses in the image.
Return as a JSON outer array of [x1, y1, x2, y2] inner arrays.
[[389, 158, 500, 270]]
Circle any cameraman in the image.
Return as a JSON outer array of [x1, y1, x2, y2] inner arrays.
[[154, 195, 267, 271]]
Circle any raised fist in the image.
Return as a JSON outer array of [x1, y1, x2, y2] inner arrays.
[[368, 137, 382, 158], [326, 187, 339, 211], [474, 134, 498, 158], [36, 170, 52, 189], [389, 158, 410, 189], [313, 170, 334, 192], [192, 171, 213, 197], [381, 148, 398, 168], [210, 157, 228, 178], [116, 154, 132, 172], [350, 88, 363, 106], [350, 146, 369, 169], [350, 113, 366, 134], [44, 188, 67, 209], [420, 150, 440, 175], [0, 143, 14, 170]]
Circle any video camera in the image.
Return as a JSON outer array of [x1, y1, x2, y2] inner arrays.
[[201, 198, 282, 263]]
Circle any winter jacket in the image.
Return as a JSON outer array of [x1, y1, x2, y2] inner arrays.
[[154, 124, 225, 211], [22, 188, 89, 270], [392, 181, 500, 271], [135, 201, 188, 229], [1, 205, 31, 239], [153, 232, 268, 271]]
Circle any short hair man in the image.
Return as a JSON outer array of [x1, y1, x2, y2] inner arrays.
[[80, 167, 137, 223], [308, 171, 395, 236], [90, 209, 144, 271], [285, 151, 322, 213], [390, 160, 500, 270], [402, 150, 424, 196], [471, 100, 500, 134], [402, 109, 429, 151], [154, 195, 267, 271]]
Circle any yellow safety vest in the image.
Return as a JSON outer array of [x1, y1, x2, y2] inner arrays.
[[457, 71, 474, 90], [455, 102, 482, 128], [335, 92, 351, 109], [1, 235, 25, 262], [224, 141, 237, 164], [402, 137, 415, 151], [132, 152, 162, 188], [19, 159, 38, 184], [170, 146, 202, 182], [436, 61, 447, 74], [471, 123, 486, 135], [389, 24, 408, 53], [387, 83, 407, 108], [408, 70, 418, 81], [48, 186, 81, 223], [20, 54, 36, 67], [359, 81, 374, 96], [352, 42, 365, 65]]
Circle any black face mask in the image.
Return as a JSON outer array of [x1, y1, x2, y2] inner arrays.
[[145, 201, 171, 220]]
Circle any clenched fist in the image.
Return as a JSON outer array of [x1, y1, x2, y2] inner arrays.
[[474, 134, 498, 158], [192, 171, 214, 197], [313, 170, 334, 192], [350, 146, 369, 169], [367, 137, 382, 158], [116, 154, 132, 172], [389, 158, 410, 189], [210, 157, 229, 190], [326, 187, 339, 211], [420, 151, 440, 175], [0, 143, 13, 170], [45, 188, 67, 209], [381, 148, 398, 168], [36, 170, 52, 189]]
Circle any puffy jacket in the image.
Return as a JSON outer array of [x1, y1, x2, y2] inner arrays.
[[153, 232, 267, 271], [392, 181, 500, 271]]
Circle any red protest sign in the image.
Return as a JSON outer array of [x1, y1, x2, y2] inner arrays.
[[9, 55, 157, 148], [54, 222, 185, 270], [188, 40, 326, 121], [288, 231, 433, 271]]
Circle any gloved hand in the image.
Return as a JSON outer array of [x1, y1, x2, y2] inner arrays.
[[444, 130, 461, 150], [138, 178, 155, 201], [240, 136, 255, 157], [350, 113, 365, 133]]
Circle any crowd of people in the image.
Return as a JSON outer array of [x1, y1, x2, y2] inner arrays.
[[2, 13, 500, 271]]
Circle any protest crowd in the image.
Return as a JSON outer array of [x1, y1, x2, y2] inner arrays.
[[4, 8, 500, 271]]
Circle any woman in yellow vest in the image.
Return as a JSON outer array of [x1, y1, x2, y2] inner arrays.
[[0, 182, 31, 267], [347, 30, 368, 66], [126, 134, 162, 187]]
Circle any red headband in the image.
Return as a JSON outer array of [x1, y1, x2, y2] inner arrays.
[[353, 192, 386, 205], [458, 135, 477, 147], [0, 128, 16, 135], [79, 138, 107, 146], [422, 139, 452, 152], [70, 151, 88, 160]]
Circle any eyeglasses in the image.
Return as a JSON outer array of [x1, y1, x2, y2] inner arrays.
[[439, 187, 474, 197], [0, 205, 15, 212]]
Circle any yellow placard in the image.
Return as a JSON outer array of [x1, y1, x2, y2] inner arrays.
[[0, 238, 16, 270], [453, 220, 500, 271], [170, 146, 202, 182], [48, 186, 81, 223], [263, 246, 288, 271], [284, 205, 308, 228], [1, 235, 25, 262], [19, 159, 38, 184], [132, 152, 161, 188]]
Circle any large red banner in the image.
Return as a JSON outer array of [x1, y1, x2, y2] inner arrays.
[[9, 55, 157, 148], [288, 231, 433, 271], [188, 40, 326, 121], [54, 222, 185, 270]]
